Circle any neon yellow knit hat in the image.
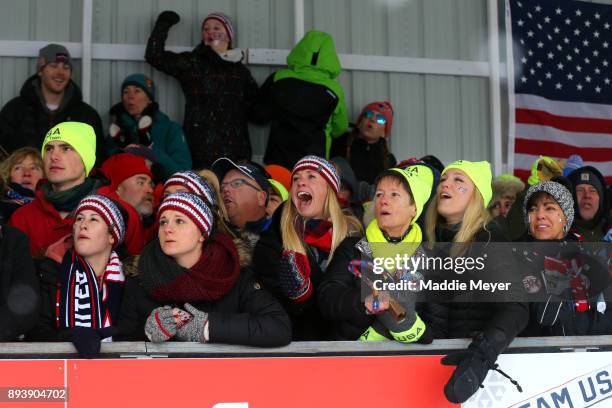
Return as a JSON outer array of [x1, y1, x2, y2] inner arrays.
[[442, 160, 492, 207], [268, 178, 289, 202], [389, 165, 433, 224], [41, 122, 97, 176]]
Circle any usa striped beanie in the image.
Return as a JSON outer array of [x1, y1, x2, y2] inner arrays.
[[202, 12, 235, 48], [292, 155, 340, 194], [76, 195, 126, 247], [164, 171, 215, 206], [158, 192, 214, 237]]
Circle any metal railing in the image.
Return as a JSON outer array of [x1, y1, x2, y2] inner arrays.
[[1, 336, 611, 359]]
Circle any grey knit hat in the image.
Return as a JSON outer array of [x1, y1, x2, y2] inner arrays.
[[523, 181, 574, 234]]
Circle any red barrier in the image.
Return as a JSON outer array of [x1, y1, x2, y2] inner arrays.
[[0, 355, 456, 407]]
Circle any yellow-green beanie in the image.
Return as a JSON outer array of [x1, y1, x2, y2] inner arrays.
[[528, 156, 563, 186], [442, 160, 492, 207], [389, 166, 432, 224], [41, 122, 97, 176], [268, 178, 289, 202]]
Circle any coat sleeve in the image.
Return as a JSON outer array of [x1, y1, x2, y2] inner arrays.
[[250, 73, 275, 124], [151, 121, 192, 179], [0, 227, 40, 341], [317, 237, 370, 329], [243, 68, 264, 125], [252, 220, 321, 318], [418, 302, 450, 339], [479, 241, 529, 354], [0, 99, 20, 154], [145, 17, 191, 79], [115, 277, 151, 341], [329, 91, 349, 139], [26, 258, 72, 341], [208, 273, 292, 347]]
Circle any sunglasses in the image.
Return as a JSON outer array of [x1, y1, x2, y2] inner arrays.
[[363, 110, 387, 125]]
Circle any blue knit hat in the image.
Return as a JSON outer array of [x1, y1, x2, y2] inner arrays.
[[158, 192, 214, 237], [121, 73, 155, 101], [164, 171, 215, 206], [563, 154, 584, 177]]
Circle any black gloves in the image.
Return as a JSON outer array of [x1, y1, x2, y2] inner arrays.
[[70, 327, 115, 359], [442, 333, 521, 403], [156, 10, 180, 27]]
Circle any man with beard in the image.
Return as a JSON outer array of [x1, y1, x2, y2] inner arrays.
[[0, 44, 105, 163]]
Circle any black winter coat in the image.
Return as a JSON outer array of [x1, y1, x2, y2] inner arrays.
[[419, 221, 528, 355], [252, 211, 333, 340], [330, 131, 397, 185], [116, 269, 292, 347], [317, 236, 374, 340], [0, 224, 39, 340], [145, 19, 260, 169], [0, 75, 105, 163]]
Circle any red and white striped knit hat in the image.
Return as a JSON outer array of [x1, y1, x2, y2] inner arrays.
[[163, 171, 215, 207], [291, 155, 340, 194], [75, 195, 126, 247], [158, 192, 214, 238]]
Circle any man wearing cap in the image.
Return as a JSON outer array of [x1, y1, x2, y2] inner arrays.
[[568, 166, 610, 241], [0, 44, 105, 162], [9, 122, 101, 255], [212, 158, 271, 250]]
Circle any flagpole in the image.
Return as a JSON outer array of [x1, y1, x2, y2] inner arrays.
[[488, 0, 503, 177], [505, 0, 516, 177]]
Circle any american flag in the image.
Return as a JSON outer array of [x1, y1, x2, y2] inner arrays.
[[508, 0, 612, 184]]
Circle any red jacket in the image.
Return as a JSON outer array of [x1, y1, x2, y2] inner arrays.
[[9, 189, 73, 256]]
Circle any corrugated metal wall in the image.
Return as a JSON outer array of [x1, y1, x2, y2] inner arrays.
[[0, 0, 491, 165]]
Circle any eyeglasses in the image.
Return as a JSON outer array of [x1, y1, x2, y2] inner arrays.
[[221, 178, 261, 191], [363, 110, 387, 125]]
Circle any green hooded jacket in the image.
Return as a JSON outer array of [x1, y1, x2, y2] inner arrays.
[[273, 30, 348, 159]]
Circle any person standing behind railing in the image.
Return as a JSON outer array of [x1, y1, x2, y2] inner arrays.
[[145, 11, 259, 169]]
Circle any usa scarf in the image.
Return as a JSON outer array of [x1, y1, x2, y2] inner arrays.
[[56, 249, 125, 329]]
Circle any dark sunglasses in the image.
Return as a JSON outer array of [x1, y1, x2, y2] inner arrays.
[[363, 110, 387, 125]]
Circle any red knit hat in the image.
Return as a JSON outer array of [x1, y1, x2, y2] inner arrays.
[[358, 101, 394, 137], [101, 153, 153, 189]]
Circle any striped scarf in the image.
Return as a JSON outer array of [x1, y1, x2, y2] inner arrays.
[[57, 250, 125, 329]]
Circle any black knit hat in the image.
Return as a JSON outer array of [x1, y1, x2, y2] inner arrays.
[[567, 166, 606, 219]]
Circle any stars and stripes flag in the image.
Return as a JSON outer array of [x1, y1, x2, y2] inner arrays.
[[507, 0, 612, 184]]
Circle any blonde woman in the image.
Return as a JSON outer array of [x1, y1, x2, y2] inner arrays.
[[318, 166, 434, 343], [0, 147, 44, 219], [420, 160, 527, 404], [253, 155, 362, 340]]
